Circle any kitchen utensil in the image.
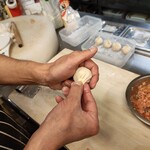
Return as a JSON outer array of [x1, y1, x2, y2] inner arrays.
[[10, 21, 23, 47]]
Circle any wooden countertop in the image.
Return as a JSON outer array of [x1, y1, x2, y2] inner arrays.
[[9, 49, 150, 150]]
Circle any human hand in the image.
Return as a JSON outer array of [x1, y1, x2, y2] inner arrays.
[[43, 47, 99, 90], [25, 82, 99, 150]]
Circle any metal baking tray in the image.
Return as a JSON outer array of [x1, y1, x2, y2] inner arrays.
[[121, 26, 150, 52], [102, 21, 127, 36], [126, 75, 150, 126]]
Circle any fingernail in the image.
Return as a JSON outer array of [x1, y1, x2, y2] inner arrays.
[[62, 86, 68, 92], [89, 46, 97, 51]]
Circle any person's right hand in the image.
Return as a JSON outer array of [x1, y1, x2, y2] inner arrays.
[[40, 47, 99, 90], [24, 82, 99, 150]]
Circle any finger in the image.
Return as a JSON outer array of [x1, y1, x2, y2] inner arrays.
[[50, 79, 73, 90], [67, 82, 83, 104], [62, 86, 70, 97], [69, 47, 98, 66], [82, 83, 98, 113], [49, 79, 73, 90], [84, 60, 99, 89], [62, 80, 73, 88], [49, 83, 62, 90], [55, 95, 64, 103]]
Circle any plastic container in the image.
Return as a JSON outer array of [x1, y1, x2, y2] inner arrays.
[[59, 15, 102, 47], [40, 0, 63, 29], [81, 32, 135, 67]]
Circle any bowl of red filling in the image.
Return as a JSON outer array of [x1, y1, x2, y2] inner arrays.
[[126, 74, 150, 126]]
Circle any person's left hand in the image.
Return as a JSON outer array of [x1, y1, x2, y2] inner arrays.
[[43, 47, 99, 90]]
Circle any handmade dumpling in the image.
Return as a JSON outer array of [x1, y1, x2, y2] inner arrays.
[[103, 39, 112, 48], [112, 42, 121, 51], [94, 36, 103, 46], [121, 45, 131, 54], [73, 67, 92, 84]]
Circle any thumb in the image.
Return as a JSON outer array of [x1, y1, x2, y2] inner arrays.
[[67, 82, 83, 105], [82, 47, 98, 59], [71, 47, 97, 65]]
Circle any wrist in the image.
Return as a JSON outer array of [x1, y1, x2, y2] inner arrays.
[[40, 121, 67, 149], [31, 62, 53, 86], [25, 123, 66, 150]]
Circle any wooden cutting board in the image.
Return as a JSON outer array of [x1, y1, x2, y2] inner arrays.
[[9, 49, 150, 150], [1, 15, 58, 63]]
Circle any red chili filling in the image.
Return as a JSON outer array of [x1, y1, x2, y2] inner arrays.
[[131, 82, 150, 121]]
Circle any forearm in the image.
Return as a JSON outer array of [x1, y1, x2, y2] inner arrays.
[[0, 55, 50, 85], [24, 124, 66, 150]]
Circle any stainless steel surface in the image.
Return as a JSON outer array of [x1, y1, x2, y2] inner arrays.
[[0, 85, 17, 98], [102, 21, 127, 36], [121, 26, 150, 52], [16, 85, 41, 98], [123, 52, 150, 75], [126, 75, 150, 126]]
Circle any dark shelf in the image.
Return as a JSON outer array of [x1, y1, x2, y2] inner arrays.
[[70, 0, 150, 16]]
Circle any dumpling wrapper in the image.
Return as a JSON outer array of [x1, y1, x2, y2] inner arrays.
[[73, 67, 92, 84]]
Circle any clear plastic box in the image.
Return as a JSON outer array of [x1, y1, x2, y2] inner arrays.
[[81, 32, 135, 67], [59, 15, 102, 47]]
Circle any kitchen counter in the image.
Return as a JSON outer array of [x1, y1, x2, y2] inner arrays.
[[9, 49, 150, 150]]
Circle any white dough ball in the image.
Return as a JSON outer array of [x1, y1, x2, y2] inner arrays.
[[94, 36, 103, 46], [103, 39, 112, 48], [121, 45, 131, 55], [112, 42, 121, 51], [73, 67, 92, 84]]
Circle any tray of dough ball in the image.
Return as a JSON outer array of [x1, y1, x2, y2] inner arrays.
[[81, 32, 135, 67]]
